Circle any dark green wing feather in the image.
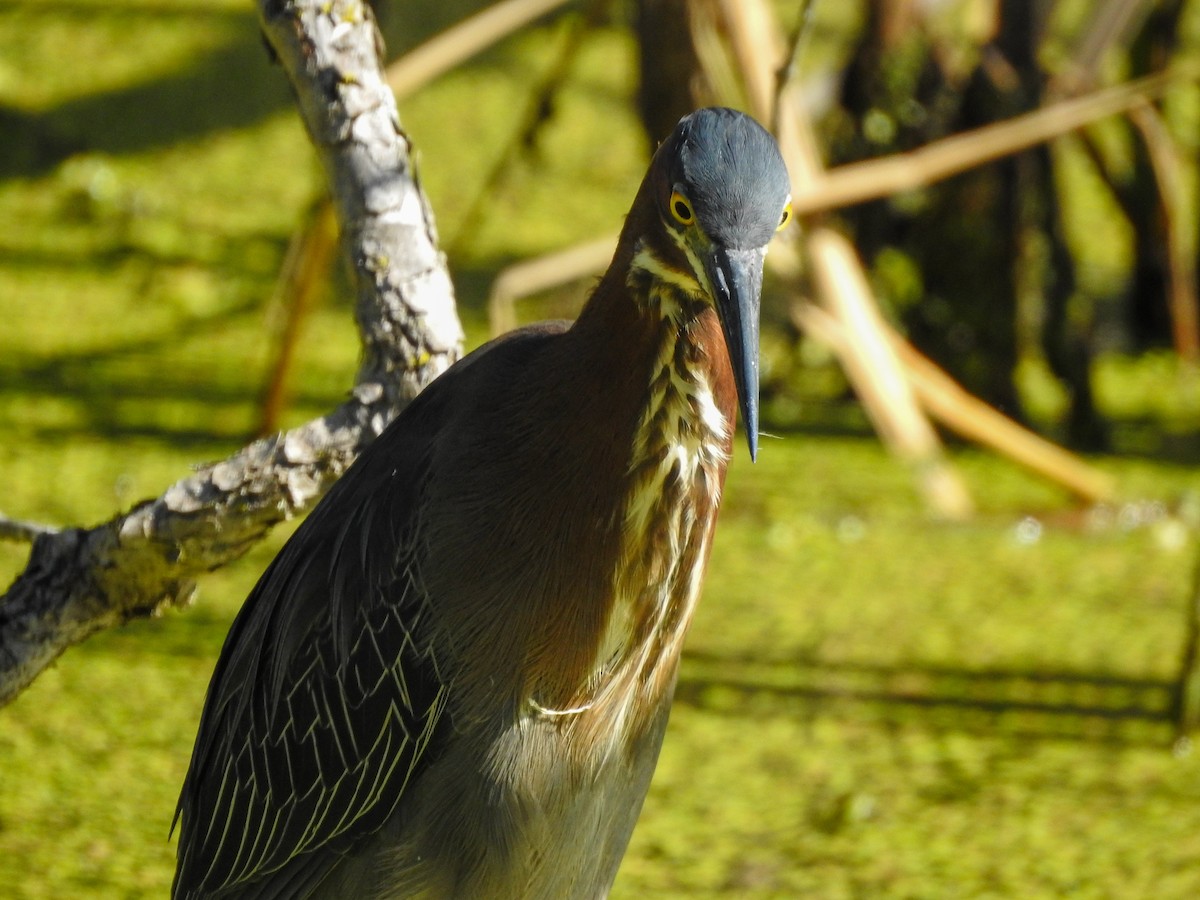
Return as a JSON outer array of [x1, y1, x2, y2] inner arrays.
[[172, 402, 450, 897], [172, 327, 567, 899]]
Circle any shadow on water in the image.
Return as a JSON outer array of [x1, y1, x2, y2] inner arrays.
[[0, 0, 545, 180], [0, 4, 293, 179], [0, 287, 287, 449], [677, 649, 1180, 747]]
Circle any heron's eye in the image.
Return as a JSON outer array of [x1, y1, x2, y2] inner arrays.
[[777, 201, 793, 231], [669, 191, 695, 226]]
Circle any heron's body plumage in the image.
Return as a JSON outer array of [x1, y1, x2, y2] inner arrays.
[[174, 107, 790, 899]]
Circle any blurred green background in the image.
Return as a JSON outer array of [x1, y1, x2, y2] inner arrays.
[[2, 0, 1199, 897]]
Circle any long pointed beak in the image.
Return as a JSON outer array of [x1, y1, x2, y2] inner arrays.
[[706, 246, 764, 461]]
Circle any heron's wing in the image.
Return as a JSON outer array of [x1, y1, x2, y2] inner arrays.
[[172, 326, 569, 899], [171, 414, 447, 898]]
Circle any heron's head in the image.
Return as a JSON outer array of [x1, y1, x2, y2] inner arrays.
[[642, 107, 792, 460]]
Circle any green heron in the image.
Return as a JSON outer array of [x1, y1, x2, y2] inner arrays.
[[173, 107, 791, 898]]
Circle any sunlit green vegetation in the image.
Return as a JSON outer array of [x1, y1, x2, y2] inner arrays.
[[2, 2, 1199, 897]]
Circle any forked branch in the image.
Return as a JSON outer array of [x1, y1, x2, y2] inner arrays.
[[0, 0, 462, 706]]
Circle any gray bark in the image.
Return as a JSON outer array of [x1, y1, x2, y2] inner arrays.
[[0, 0, 463, 706]]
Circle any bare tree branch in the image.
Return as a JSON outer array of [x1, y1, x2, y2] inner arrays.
[[0, 517, 60, 543], [0, 0, 463, 706]]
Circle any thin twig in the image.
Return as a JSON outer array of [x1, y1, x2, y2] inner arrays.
[[0, 517, 60, 543], [1127, 100, 1200, 361]]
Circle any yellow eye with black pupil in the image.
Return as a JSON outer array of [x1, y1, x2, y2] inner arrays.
[[669, 191, 694, 225], [777, 202, 793, 231]]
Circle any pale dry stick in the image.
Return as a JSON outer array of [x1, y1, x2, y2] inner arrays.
[[487, 236, 614, 334], [710, 0, 777, 121], [793, 301, 1117, 505], [386, 0, 574, 99], [1061, 0, 1157, 88], [1127, 100, 1200, 362], [791, 66, 1199, 218], [715, 0, 973, 519], [683, 0, 746, 111], [804, 231, 974, 519], [711, 0, 824, 195]]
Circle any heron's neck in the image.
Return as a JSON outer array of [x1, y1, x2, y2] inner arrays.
[[569, 261, 735, 722], [620, 249, 732, 545]]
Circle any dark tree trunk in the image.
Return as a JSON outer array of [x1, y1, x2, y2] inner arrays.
[[829, 0, 1118, 441], [833, 0, 1032, 420], [1032, 142, 1107, 449], [635, 0, 708, 146], [1124, 0, 1186, 349]]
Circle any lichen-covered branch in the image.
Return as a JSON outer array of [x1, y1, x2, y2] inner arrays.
[[0, 0, 463, 706]]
